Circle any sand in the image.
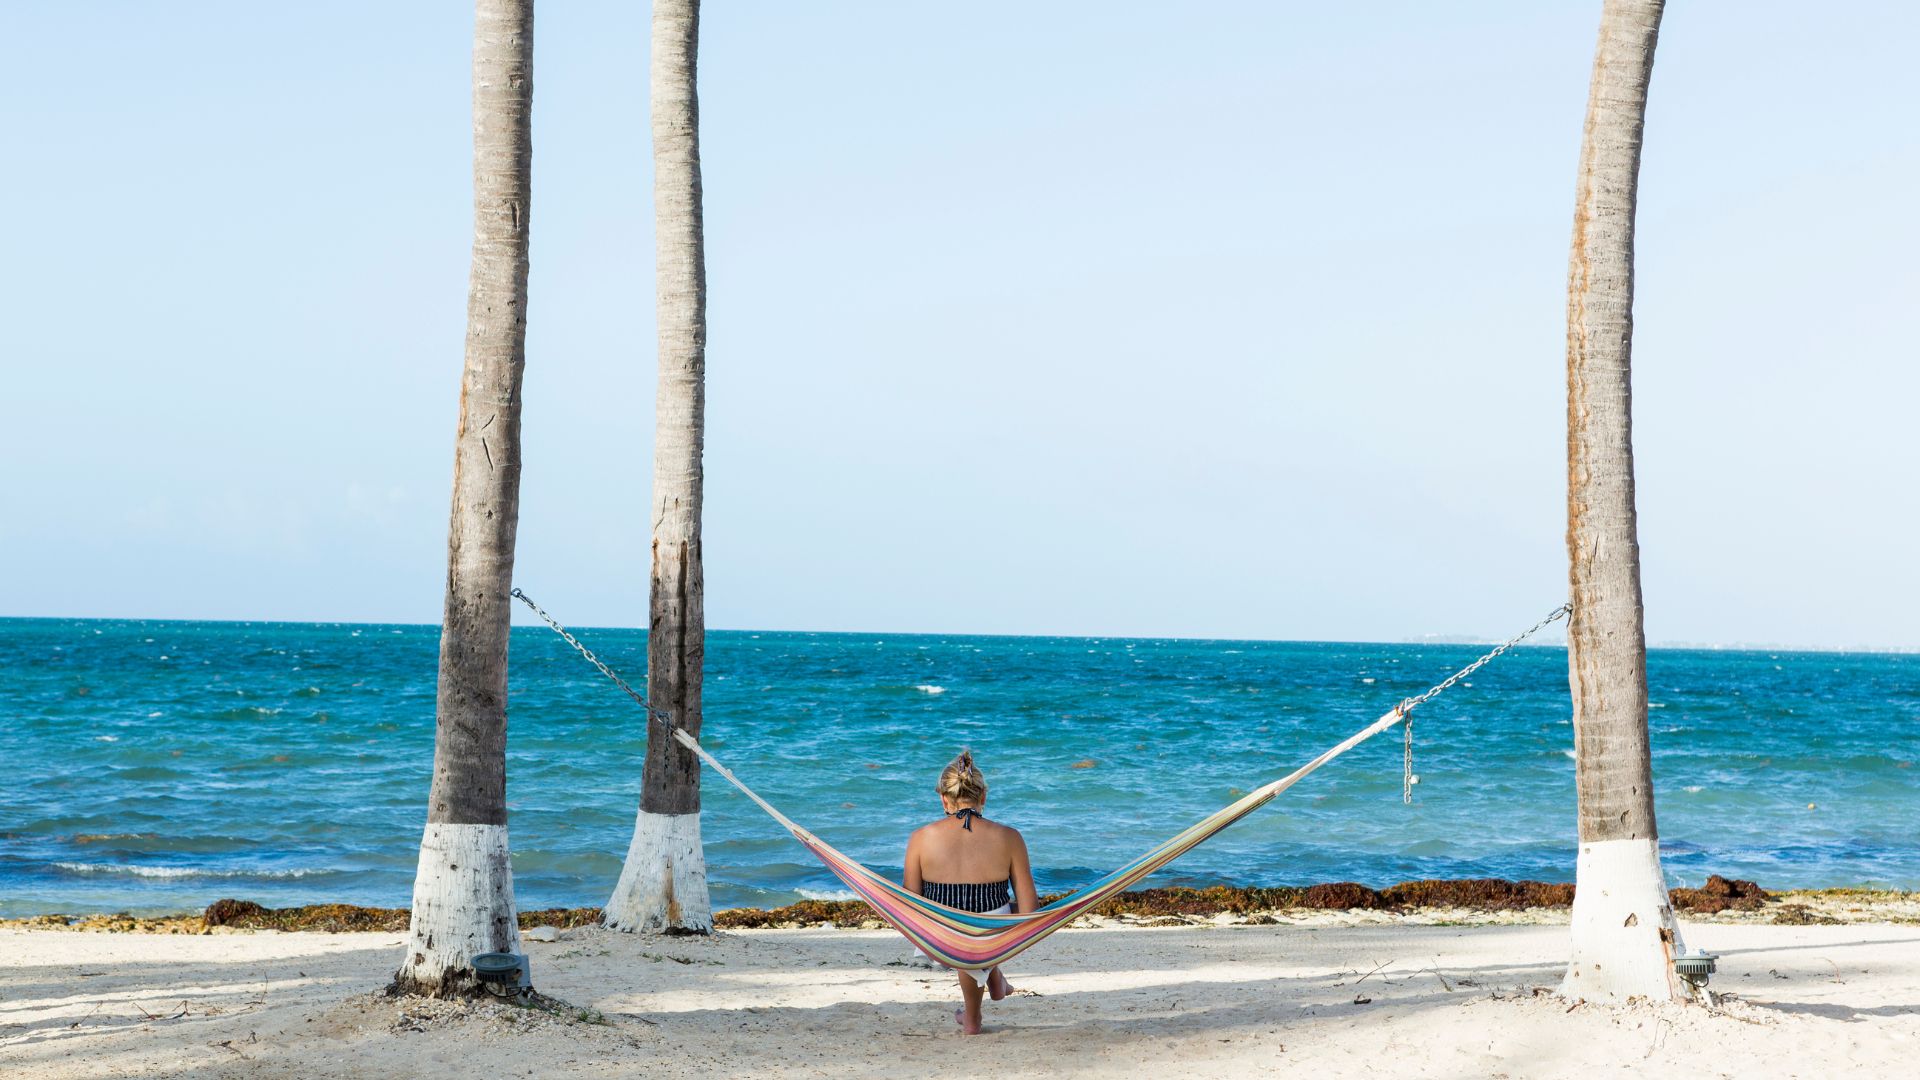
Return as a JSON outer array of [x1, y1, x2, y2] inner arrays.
[[3, 912, 1915, 1079]]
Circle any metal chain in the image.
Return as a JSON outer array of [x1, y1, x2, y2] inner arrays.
[[1403, 711, 1416, 804], [1394, 603, 1572, 717], [510, 588, 675, 728], [1396, 602, 1572, 804]]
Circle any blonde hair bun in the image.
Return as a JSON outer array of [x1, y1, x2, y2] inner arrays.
[[938, 748, 988, 806]]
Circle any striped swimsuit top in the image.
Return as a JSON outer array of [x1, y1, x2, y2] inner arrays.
[[919, 806, 1012, 913], [919, 878, 1013, 914]]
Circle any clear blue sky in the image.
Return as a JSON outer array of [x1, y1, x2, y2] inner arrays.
[[7, 2, 1915, 649]]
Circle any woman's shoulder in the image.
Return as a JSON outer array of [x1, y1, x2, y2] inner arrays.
[[981, 818, 1024, 843]]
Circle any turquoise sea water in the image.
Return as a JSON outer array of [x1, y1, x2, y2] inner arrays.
[[3, 617, 1916, 917]]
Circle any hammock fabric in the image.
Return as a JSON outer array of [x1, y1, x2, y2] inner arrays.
[[669, 702, 1411, 978]]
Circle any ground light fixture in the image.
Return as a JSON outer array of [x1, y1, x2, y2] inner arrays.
[[472, 952, 532, 997], [1672, 952, 1718, 991]]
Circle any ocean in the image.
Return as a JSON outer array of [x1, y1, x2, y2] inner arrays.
[[3, 617, 1915, 917]]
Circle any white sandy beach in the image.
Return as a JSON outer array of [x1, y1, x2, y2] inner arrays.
[[3, 913, 1916, 1079]]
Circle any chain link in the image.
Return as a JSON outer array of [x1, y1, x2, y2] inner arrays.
[[511, 588, 676, 729], [1395, 603, 1572, 716], [1403, 711, 1416, 804], [1396, 602, 1572, 804]]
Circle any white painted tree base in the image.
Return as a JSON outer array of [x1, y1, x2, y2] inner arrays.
[[603, 809, 712, 933], [1561, 836, 1694, 1003], [393, 823, 522, 997]]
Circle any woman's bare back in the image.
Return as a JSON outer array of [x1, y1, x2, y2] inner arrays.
[[904, 813, 1040, 912], [915, 815, 1014, 881]]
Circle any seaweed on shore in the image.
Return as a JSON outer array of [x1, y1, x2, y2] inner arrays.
[[204, 899, 411, 932], [0, 875, 1823, 933], [0, 901, 609, 934], [711, 876, 1765, 927], [1381, 879, 1578, 909], [1667, 874, 1768, 914], [201, 900, 607, 933], [715, 900, 876, 929]]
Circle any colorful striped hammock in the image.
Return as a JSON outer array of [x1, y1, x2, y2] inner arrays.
[[669, 701, 1414, 976], [510, 588, 1570, 979]]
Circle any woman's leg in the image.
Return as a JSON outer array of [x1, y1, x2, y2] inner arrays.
[[955, 971, 985, 1034], [986, 966, 1012, 1000]]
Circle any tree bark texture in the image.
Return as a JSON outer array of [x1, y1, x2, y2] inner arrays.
[[1563, 0, 1691, 1004], [1566, 0, 1660, 850], [393, 0, 534, 997], [643, 0, 706, 817], [607, 0, 711, 932]]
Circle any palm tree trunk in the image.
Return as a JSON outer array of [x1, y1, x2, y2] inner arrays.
[[1561, 0, 1690, 1004], [603, 0, 711, 933], [390, 0, 535, 997]]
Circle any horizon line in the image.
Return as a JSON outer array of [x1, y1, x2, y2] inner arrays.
[[2, 612, 1913, 657]]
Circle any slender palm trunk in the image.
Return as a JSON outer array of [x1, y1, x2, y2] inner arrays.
[[391, 0, 535, 997], [603, 0, 711, 933], [1562, 0, 1690, 1004]]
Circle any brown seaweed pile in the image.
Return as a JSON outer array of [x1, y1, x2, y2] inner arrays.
[[201, 900, 608, 933], [1666, 874, 1769, 914], [712, 877, 1760, 928], [0, 876, 1801, 933], [203, 899, 410, 932]]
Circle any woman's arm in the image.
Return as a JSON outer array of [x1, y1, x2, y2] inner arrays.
[[903, 830, 923, 896], [1008, 831, 1040, 914]]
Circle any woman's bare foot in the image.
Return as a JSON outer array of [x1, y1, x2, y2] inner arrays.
[[986, 967, 1013, 1000], [954, 1008, 982, 1035]]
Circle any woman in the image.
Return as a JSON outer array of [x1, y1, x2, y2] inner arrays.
[[903, 749, 1041, 1035]]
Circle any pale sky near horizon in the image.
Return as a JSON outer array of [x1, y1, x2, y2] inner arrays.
[[6, 2, 1916, 650]]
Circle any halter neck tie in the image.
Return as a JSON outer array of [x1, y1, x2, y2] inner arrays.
[[952, 807, 982, 831]]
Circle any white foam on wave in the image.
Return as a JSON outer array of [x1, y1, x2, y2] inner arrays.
[[1361, 677, 1376, 684], [796, 887, 857, 901], [914, 685, 946, 695], [54, 862, 332, 880], [1561, 749, 1577, 760], [1683, 785, 1704, 793], [94, 735, 119, 743]]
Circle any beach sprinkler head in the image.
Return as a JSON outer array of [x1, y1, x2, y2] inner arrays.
[[1672, 952, 1718, 990]]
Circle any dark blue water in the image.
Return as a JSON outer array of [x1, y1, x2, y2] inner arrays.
[[3, 618, 1915, 917]]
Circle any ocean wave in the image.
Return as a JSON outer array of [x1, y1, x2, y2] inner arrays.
[[796, 887, 857, 901], [913, 685, 946, 695], [211, 706, 284, 720], [53, 862, 333, 880]]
